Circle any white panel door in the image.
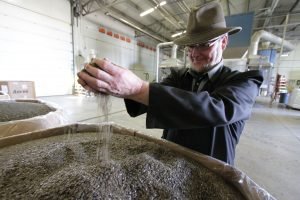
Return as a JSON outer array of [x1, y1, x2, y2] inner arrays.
[[0, 0, 73, 96]]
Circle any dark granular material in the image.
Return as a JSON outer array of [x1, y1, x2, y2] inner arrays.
[[0, 101, 55, 122], [0, 132, 245, 199]]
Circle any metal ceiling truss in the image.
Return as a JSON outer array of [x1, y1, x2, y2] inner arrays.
[[73, 0, 186, 42], [71, 0, 300, 42], [279, 0, 300, 24], [226, 0, 231, 16]]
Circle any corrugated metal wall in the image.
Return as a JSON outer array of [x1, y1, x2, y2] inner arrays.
[[0, 0, 158, 97], [0, 0, 73, 96]]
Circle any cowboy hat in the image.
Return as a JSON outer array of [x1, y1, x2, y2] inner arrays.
[[173, 1, 242, 46]]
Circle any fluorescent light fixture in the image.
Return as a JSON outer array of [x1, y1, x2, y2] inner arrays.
[[171, 30, 186, 38], [281, 53, 289, 57], [140, 8, 155, 17], [160, 1, 167, 6], [105, 12, 165, 41], [140, 1, 167, 17]]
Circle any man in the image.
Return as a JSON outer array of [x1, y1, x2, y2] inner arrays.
[[77, 1, 263, 165]]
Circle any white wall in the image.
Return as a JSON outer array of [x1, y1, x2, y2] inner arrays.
[[0, 0, 73, 96], [277, 45, 300, 79], [74, 11, 158, 84], [275, 44, 300, 90], [0, 0, 173, 97]]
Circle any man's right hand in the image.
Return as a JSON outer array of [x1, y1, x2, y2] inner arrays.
[[77, 58, 149, 105]]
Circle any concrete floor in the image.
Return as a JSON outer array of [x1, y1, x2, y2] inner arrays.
[[39, 95, 300, 200]]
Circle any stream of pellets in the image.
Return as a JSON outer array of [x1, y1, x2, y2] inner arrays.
[[96, 93, 112, 161]]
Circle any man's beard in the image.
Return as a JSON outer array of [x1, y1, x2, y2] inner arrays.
[[192, 63, 213, 73]]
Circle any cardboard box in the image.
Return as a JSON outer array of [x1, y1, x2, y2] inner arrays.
[[0, 81, 36, 99]]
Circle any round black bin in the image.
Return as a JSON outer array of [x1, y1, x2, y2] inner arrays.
[[279, 93, 289, 104]]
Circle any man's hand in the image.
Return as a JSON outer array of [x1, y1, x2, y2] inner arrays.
[[77, 58, 149, 105]]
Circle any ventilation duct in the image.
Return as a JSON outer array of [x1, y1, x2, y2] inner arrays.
[[248, 30, 295, 57]]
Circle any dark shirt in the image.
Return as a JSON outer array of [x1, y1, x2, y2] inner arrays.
[[124, 65, 263, 165]]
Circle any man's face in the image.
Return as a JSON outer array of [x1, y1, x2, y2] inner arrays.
[[187, 34, 228, 72]]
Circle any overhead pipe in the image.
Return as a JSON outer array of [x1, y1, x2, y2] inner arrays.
[[105, 12, 166, 42], [90, 0, 167, 42], [248, 30, 295, 58], [81, 0, 174, 42]]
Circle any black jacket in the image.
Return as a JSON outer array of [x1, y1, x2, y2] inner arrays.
[[125, 66, 263, 165]]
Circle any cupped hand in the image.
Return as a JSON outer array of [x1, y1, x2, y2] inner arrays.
[[77, 58, 149, 105]]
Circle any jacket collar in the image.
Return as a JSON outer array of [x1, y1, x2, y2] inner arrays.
[[188, 60, 223, 80]]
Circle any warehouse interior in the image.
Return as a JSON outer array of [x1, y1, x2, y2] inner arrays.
[[0, 0, 300, 199]]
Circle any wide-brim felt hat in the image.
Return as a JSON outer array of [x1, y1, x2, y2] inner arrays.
[[174, 1, 242, 46]]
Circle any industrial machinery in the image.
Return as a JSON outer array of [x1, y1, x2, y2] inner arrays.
[[223, 58, 247, 72], [156, 42, 184, 82], [287, 88, 300, 109]]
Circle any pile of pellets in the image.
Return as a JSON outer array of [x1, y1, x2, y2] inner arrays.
[[0, 101, 55, 122], [0, 131, 245, 200]]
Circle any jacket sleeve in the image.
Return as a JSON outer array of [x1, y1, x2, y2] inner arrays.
[[124, 98, 148, 117], [124, 67, 186, 117], [146, 70, 264, 129]]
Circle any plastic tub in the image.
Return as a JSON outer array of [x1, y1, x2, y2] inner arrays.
[[279, 93, 289, 104], [0, 99, 70, 138]]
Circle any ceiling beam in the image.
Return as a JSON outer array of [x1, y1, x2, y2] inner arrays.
[[226, 0, 231, 16], [263, 0, 280, 28], [279, 0, 300, 24], [106, 12, 167, 42], [103, 6, 169, 41], [254, 22, 300, 30], [247, 0, 250, 12], [255, 11, 300, 20], [80, 0, 172, 41], [181, 0, 191, 13], [175, 0, 190, 18], [125, 0, 174, 37], [149, 0, 183, 30]]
